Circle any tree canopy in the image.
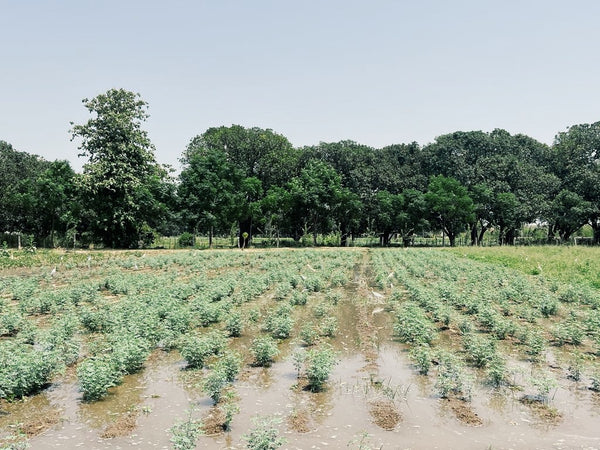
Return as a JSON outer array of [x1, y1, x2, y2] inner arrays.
[[2, 91, 599, 248]]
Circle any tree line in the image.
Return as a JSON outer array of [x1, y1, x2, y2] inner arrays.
[[1, 88, 599, 249]]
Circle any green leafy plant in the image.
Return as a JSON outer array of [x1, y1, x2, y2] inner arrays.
[[304, 344, 337, 392], [203, 369, 228, 404], [409, 344, 432, 375], [77, 356, 119, 401], [170, 409, 203, 450], [225, 311, 243, 337], [250, 336, 279, 367], [243, 416, 286, 450]]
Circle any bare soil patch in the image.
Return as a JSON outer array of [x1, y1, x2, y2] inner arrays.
[[442, 397, 483, 426], [287, 408, 312, 433], [519, 396, 563, 423], [100, 409, 138, 438], [369, 399, 401, 430], [202, 406, 227, 435]]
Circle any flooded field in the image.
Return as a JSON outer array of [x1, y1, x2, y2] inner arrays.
[[1, 248, 600, 449]]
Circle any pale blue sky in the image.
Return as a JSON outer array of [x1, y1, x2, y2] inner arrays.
[[2, 0, 599, 172]]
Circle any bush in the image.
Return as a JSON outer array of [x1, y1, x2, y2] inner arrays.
[[394, 302, 435, 345], [462, 334, 497, 368], [180, 331, 228, 369], [409, 344, 432, 375], [110, 335, 151, 375], [225, 311, 243, 337], [77, 356, 119, 401], [170, 411, 203, 450], [300, 323, 318, 346], [318, 316, 338, 337], [243, 416, 286, 450], [250, 336, 279, 367], [213, 351, 241, 382], [178, 232, 195, 248], [0, 342, 57, 399], [203, 369, 229, 404], [304, 344, 337, 392]]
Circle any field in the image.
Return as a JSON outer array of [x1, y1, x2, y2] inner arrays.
[[1, 247, 600, 449]]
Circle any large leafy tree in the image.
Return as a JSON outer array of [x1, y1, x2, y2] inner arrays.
[[186, 126, 296, 246], [36, 160, 79, 246], [178, 147, 244, 247], [425, 176, 475, 247], [287, 160, 349, 245], [552, 122, 600, 243], [71, 88, 168, 248]]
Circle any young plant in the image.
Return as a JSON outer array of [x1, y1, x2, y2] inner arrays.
[[250, 336, 280, 367], [77, 356, 119, 402], [243, 415, 286, 450], [170, 409, 203, 450], [225, 311, 243, 337], [319, 316, 338, 338], [409, 344, 432, 375], [214, 351, 242, 382], [304, 344, 337, 392], [203, 369, 228, 405], [299, 323, 318, 346]]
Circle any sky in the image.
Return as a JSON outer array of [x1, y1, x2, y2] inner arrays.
[[2, 0, 600, 173]]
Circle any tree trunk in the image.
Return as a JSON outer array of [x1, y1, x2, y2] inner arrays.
[[380, 232, 391, 246], [209, 226, 213, 249], [448, 232, 456, 247], [340, 230, 348, 247], [470, 223, 478, 246], [238, 217, 252, 248], [591, 221, 600, 245], [505, 228, 516, 245], [547, 223, 556, 244], [478, 225, 488, 246]]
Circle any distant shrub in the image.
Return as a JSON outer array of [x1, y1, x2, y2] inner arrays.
[[178, 232, 195, 248]]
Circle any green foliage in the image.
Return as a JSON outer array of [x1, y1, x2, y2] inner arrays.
[[170, 410, 203, 450], [70, 88, 169, 248], [319, 316, 338, 337], [300, 323, 318, 346], [178, 232, 195, 247], [462, 333, 497, 368], [77, 356, 119, 401], [435, 351, 471, 400], [250, 336, 279, 367], [304, 344, 337, 392], [486, 356, 507, 387], [0, 342, 57, 399], [243, 416, 286, 450], [110, 335, 150, 375], [213, 351, 242, 382], [225, 311, 243, 337], [264, 305, 294, 339], [203, 369, 229, 405], [425, 175, 475, 247], [180, 331, 228, 369], [409, 344, 432, 375], [394, 302, 435, 345]]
